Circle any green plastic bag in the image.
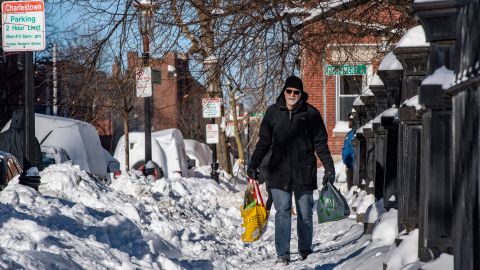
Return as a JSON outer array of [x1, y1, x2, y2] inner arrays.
[[317, 182, 350, 223]]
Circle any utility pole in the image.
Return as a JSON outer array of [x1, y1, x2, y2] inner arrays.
[[204, 56, 220, 182], [24, 52, 35, 168], [135, 0, 159, 179], [53, 43, 58, 116]]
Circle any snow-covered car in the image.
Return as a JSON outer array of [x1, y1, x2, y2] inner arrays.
[[114, 128, 191, 179], [2, 113, 114, 182], [0, 151, 23, 190], [103, 148, 121, 180], [184, 139, 212, 167], [40, 145, 71, 168]]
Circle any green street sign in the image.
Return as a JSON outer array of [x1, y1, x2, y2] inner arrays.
[[325, 64, 367, 76], [249, 112, 265, 118]]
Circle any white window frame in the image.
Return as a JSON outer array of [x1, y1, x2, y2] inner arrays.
[[335, 64, 372, 123]]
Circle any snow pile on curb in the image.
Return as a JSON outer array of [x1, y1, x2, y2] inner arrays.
[[385, 229, 419, 270], [0, 164, 243, 269]]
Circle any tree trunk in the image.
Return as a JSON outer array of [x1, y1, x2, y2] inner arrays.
[[218, 121, 232, 175], [229, 90, 245, 164], [213, 77, 232, 175], [123, 112, 130, 171]]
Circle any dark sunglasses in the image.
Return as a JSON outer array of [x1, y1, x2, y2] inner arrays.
[[285, 89, 301, 95]]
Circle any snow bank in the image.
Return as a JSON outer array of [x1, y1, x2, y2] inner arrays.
[[356, 194, 375, 215], [371, 209, 398, 247], [0, 163, 246, 269], [352, 190, 368, 210], [385, 229, 419, 270], [421, 253, 453, 270], [365, 199, 386, 223]]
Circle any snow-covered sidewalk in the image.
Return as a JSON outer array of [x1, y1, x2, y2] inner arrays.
[[0, 163, 451, 269]]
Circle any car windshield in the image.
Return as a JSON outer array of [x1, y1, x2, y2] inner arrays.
[[42, 153, 56, 167]]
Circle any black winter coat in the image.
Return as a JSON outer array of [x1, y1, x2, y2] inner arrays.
[[249, 91, 334, 192]]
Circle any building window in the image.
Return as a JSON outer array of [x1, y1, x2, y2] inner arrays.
[[336, 75, 364, 122]]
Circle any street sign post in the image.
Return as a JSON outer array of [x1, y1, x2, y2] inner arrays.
[[136, 67, 152, 97], [206, 124, 219, 144], [325, 64, 367, 76], [202, 98, 222, 118], [1, 0, 45, 52]]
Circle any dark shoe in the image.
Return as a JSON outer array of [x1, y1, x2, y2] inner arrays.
[[300, 250, 313, 261], [275, 256, 290, 266]]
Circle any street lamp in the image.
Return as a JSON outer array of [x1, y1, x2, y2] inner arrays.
[[134, 0, 159, 179]]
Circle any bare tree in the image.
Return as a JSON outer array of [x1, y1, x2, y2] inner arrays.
[[49, 0, 414, 177]]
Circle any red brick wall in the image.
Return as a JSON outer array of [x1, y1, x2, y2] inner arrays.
[[128, 51, 179, 132], [303, 58, 341, 156]]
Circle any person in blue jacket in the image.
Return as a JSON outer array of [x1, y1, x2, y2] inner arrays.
[[342, 113, 356, 190]]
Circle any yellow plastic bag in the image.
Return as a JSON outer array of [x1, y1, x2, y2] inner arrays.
[[240, 179, 267, 243]]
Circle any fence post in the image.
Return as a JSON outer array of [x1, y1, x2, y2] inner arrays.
[[413, 0, 464, 262], [377, 53, 403, 210], [443, 1, 480, 269], [393, 25, 430, 233], [370, 74, 387, 200]]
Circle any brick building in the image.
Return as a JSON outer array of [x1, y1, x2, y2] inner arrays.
[[126, 51, 207, 141], [302, 45, 382, 156], [301, 7, 408, 157]]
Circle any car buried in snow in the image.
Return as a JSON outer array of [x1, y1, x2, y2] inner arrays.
[[114, 128, 195, 180], [0, 151, 23, 190], [2, 113, 119, 183]]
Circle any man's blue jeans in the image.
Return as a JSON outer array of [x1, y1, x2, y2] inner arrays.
[[271, 188, 314, 259]]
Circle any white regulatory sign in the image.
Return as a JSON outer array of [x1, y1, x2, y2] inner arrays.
[[136, 67, 152, 98], [202, 98, 222, 118], [1, 0, 46, 52], [206, 124, 219, 144]]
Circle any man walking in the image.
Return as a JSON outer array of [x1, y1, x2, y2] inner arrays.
[[247, 75, 335, 265]]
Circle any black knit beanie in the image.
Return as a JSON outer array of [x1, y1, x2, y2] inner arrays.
[[283, 75, 304, 92]]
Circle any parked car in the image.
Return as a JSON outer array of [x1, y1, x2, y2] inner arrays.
[[0, 151, 23, 190], [2, 113, 116, 183], [184, 139, 212, 167], [114, 128, 192, 179], [103, 148, 121, 180]]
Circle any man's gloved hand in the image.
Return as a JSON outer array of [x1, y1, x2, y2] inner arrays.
[[322, 170, 336, 185], [247, 166, 259, 180]]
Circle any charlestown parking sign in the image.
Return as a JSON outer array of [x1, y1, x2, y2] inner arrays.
[[1, 0, 45, 52]]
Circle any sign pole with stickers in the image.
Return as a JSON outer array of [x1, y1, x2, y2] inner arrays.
[[202, 97, 221, 182], [2, 0, 45, 171]]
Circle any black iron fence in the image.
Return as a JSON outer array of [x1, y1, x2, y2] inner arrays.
[[349, 1, 479, 269]]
